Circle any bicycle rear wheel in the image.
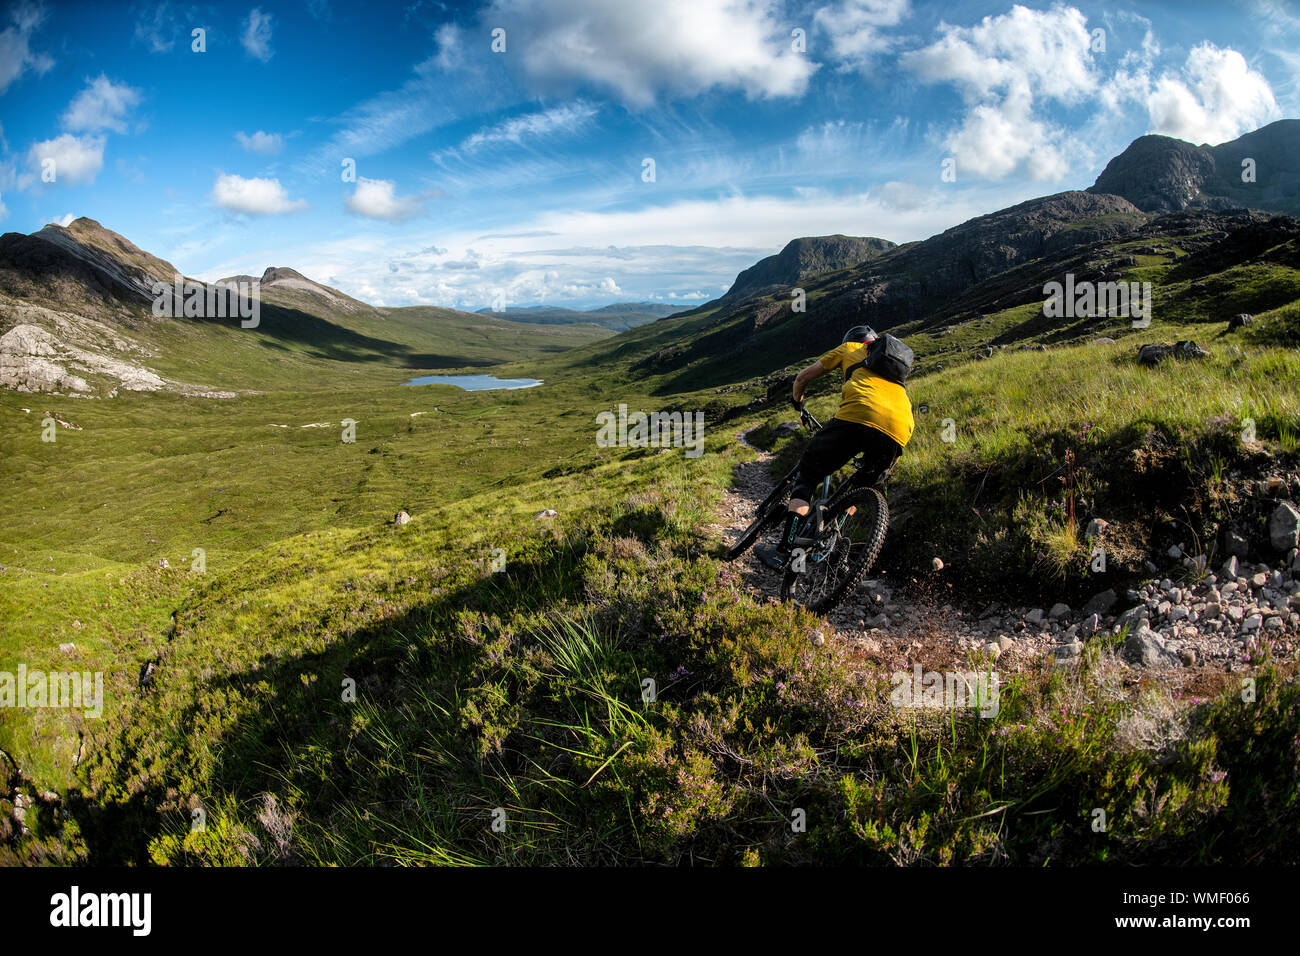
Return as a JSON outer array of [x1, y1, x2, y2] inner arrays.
[[780, 487, 888, 614]]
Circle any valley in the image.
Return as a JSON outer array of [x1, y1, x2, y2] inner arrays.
[[2, 121, 1300, 867]]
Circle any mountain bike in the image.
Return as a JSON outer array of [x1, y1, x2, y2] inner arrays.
[[727, 406, 892, 615]]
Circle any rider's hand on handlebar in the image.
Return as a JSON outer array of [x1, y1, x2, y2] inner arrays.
[[791, 395, 804, 411]]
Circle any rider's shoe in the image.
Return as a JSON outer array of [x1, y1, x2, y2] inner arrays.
[[756, 511, 802, 569]]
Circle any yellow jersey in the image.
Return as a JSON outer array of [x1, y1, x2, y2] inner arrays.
[[819, 341, 914, 447]]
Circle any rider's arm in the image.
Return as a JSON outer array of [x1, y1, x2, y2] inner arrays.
[[792, 361, 826, 405]]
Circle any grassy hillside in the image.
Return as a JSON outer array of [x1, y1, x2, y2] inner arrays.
[[6, 323, 1299, 864]]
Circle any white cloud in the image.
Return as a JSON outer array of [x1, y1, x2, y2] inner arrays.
[[241, 7, 273, 62], [0, 193, 7, 222], [43, 212, 74, 226], [211, 173, 307, 215], [61, 75, 142, 133], [874, 180, 928, 211], [235, 130, 284, 155], [0, 1, 54, 94], [454, 102, 598, 153], [901, 5, 1099, 181], [344, 177, 430, 221], [814, 0, 909, 69], [487, 0, 818, 106], [1143, 44, 1281, 144], [24, 134, 105, 187]]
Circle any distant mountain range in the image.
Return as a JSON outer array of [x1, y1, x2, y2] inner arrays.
[[0, 218, 612, 395], [3, 120, 1299, 397], [473, 302, 680, 331], [620, 119, 1300, 392]]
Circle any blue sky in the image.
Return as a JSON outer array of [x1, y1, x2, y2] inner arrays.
[[2, 0, 1298, 310]]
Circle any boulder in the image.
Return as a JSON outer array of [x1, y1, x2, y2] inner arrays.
[[772, 420, 800, 439], [393, 511, 411, 525], [1269, 501, 1300, 552], [1226, 313, 1252, 332], [1137, 341, 1208, 366]]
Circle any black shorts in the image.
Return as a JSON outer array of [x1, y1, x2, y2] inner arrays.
[[791, 417, 902, 501]]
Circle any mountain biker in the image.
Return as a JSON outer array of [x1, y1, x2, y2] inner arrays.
[[754, 325, 915, 570]]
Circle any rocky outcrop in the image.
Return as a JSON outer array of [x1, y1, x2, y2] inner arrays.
[[1089, 120, 1300, 217], [719, 235, 896, 306], [0, 323, 162, 393]]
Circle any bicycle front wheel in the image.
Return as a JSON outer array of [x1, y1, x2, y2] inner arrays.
[[780, 487, 888, 614]]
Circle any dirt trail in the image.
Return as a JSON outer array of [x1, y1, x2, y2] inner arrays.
[[712, 426, 1293, 690]]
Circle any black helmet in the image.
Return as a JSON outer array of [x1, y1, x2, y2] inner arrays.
[[842, 325, 877, 345]]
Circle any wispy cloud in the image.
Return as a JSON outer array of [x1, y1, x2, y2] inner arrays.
[[241, 7, 273, 62], [0, 1, 55, 94], [454, 101, 599, 154]]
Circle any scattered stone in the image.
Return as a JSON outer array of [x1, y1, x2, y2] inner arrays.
[[1084, 518, 1109, 539], [931, 557, 944, 571], [1227, 313, 1253, 332], [997, 634, 1014, 652], [772, 421, 800, 439], [1224, 530, 1250, 559], [1048, 602, 1070, 619], [1221, 555, 1240, 579], [157, 558, 169, 569], [1124, 624, 1181, 668], [1082, 588, 1117, 616], [393, 511, 411, 526], [58, 642, 75, 654], [535, 509, 559, 519], [1092, 337, 1116, 345], [1025, 608, 1045, 625]]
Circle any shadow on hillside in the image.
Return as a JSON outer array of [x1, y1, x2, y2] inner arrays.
[[186, 302, 437, 366], [68, 537, 597, 864]]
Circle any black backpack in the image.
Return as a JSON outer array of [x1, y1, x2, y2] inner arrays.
[[845, 333, 913, 385]]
